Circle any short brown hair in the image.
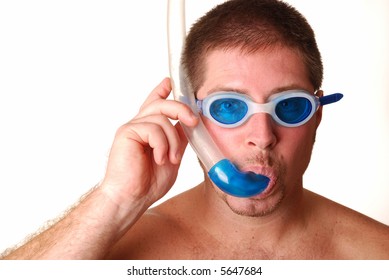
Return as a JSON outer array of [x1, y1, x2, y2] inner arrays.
[[182, 0, 323, 93]]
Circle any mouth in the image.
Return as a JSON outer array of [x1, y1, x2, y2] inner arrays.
[[240, 166, 277, 199]]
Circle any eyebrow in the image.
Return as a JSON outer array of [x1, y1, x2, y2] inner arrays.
[[270, 84, 313, 94], [206, 86, 248, 95], [206, 83, 312, 96]]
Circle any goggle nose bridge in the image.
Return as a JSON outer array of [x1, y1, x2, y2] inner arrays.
[[246, 100, 275, 118]]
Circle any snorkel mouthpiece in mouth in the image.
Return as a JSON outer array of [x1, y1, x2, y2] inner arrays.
[[167, 0, 270, 198], [209, 159, 270, 197]]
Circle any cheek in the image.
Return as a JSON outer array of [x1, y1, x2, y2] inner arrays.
[[281, 125, 316, 173], [201, 117, 237, 155]]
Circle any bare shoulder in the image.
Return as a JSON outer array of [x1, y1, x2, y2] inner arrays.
[[105, 187, 200, 259], [306, 190, 389, 259]]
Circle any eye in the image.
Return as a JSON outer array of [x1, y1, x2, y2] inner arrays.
[[275, 97, 312, 124], [210, 98, 248, 124]]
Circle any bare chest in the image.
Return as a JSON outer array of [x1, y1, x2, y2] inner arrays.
[[144, 231, 335, 260]]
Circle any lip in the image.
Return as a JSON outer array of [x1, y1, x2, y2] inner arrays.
[[240, 166, 277, 199]]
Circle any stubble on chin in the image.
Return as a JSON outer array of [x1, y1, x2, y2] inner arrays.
[[221, 190, 285, 217]]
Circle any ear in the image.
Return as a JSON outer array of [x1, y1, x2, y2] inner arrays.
[[315, 90, 324, 128]]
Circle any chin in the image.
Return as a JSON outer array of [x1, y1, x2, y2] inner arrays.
[[218, 186, 285, 217]]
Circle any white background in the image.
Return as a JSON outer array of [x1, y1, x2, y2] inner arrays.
[[0, 0, 388, 253]]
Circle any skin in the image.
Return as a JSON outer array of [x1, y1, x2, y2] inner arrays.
[[3, 46, 389, 260], [104, 47, 389, 259]]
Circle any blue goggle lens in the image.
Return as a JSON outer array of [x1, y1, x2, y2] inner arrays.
[[210, 98, 248, 125], [275, 97, 312, 124]]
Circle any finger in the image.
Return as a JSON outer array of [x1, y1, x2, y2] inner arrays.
[[137, 78, 199, 127], [140, 78, 172, 108], [132, 115, 187, 165], [137, 99, 199, 128], [123, 122, 170, 166]]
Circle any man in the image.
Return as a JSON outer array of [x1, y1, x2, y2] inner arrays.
[[2, 0, 389, 259]]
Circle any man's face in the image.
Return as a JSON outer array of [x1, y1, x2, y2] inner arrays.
[[196, 47, 322, 217]]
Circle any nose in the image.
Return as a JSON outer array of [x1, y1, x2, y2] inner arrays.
[[244, 113, 277, 150]]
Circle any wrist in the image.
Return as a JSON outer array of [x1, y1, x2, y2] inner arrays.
[[96, 183, 151, 236]]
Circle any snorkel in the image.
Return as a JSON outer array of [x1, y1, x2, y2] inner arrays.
[[167, 0, 270, 197]]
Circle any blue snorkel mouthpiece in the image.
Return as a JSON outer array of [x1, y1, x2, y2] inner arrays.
[[209, 159, 270, 197]]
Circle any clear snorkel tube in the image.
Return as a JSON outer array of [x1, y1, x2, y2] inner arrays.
[[167, 0, 270, 197]]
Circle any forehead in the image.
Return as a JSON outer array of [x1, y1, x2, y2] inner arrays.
[[198, 47, 313, 99]]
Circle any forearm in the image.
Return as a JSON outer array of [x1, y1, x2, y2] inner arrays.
[[2, 78, 194, 260], [2, 185, 149, 260]]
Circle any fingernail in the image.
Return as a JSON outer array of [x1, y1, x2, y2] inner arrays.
[[175, 151, 182, 162], [190, 113, 199, 124]]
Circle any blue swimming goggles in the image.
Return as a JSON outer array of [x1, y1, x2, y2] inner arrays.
[[197, 90, 343, 128]]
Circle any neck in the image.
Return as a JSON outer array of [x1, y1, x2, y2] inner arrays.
[[196, 181, 308, 248]]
